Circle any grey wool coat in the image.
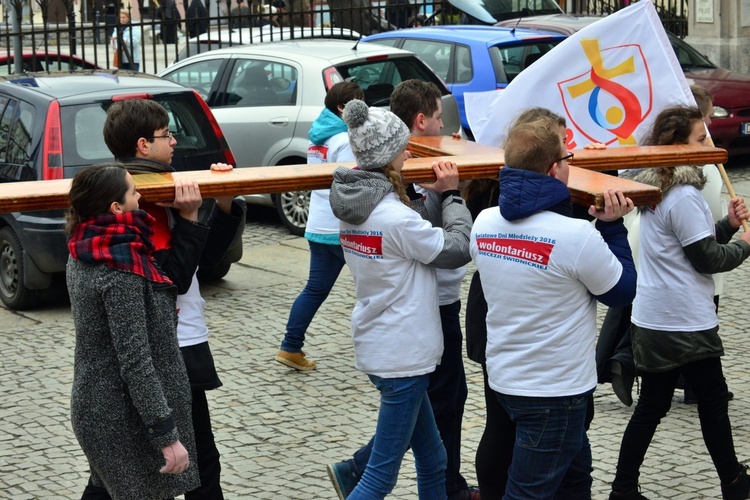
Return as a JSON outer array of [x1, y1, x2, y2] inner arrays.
[[68, 258, 199, 499]]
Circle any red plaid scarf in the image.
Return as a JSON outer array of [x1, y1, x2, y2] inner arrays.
[[68, 210, 173, 285]]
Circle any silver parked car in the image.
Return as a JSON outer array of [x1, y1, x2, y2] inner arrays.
[[158, 39, 461, 235]]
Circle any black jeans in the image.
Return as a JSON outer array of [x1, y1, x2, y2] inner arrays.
[[612, 356, 742, 492], [186, 389, 224, 500], [475, 364, 514, 500], [428, 300, 469, 496]]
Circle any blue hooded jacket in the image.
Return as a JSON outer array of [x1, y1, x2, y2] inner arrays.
[[499, 167, 636, 308], [308, 107, 348, 146]]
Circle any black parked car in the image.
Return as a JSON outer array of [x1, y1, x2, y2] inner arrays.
[[0, 70, 245, 310]]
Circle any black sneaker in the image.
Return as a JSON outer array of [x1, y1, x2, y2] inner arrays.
[[721, 465, 750, 500]]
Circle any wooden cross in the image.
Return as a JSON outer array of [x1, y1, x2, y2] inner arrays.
[[0, 139, 727, 213]]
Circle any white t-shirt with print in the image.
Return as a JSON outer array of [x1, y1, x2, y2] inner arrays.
[[340, 192, 445, 378], [632, 184, 717, 331], [470, 208, 623, 397], [307, 132, 356, 236]]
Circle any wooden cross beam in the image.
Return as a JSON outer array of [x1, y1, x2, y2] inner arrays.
[[407, 136, 727, 171], [407, 137, 728, 209], [0, 141, 727, 213]]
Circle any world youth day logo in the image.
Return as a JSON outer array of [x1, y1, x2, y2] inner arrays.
[[558, 39, 653, 147]]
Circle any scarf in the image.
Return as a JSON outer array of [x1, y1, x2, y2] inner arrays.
[[68, 210, 173, 285], [120, 158, 175, 251]]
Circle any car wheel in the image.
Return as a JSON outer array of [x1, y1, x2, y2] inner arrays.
[[0, 227, 41, 310], [275, 190, 309, 237]]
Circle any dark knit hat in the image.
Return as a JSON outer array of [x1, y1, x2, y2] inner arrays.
[[342, 99, 410, 171]]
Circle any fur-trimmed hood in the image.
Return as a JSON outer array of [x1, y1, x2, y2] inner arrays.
[[630, 165, 706, 211], [630, 165, 706, 194]]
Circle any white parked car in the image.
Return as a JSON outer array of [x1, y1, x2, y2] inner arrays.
[[158, 39, 461, 235]]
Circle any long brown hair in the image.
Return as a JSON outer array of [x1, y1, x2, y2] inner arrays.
[[643, 105, 703, 147], [382, 164, 411, 207], [643, 105, 704, 191]]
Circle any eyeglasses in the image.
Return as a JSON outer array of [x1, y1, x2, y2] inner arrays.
[[148, 132, 174, 141], [556, 151, 574, 163]]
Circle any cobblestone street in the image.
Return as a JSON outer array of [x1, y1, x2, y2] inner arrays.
[[2, 158, 750, 499]]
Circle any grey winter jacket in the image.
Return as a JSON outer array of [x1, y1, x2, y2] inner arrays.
[[68, 260, 199, 498]]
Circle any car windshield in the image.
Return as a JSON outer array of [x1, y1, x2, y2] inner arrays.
[[61, 92, 224, 173], [477, 0, 562, 22], [668, 33, 716, 71], [332, 56, 448, 107]]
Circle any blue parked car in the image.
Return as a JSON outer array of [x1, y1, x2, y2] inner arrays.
[[362, 26, 566, 138]]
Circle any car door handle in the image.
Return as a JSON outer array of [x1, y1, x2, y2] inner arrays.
[[269, 117, 289, 126]]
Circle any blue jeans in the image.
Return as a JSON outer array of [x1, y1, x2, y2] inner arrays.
[[280, 241, 345, 352], [349, 301, 469, 497], [349, 374, 447, 499], [497, 390, 593, 500]]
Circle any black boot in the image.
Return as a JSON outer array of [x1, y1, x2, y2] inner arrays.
[[722, 465, 750, 500], [610, 487, 649, 499]]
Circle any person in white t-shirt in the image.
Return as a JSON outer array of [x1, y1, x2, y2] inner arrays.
[[598, 84, 733, 408], [328, 99, 472, 499], [276, 82, 364, 372], [326, 79, 479, 500], [470, 115, 636, 499], [610, 105, 750, 500], [465, 107, 592, 499]]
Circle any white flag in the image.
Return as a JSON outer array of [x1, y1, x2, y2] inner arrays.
[[465, 0, 693, 151]]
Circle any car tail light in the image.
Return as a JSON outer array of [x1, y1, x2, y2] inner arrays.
[[42, 100, 63, 180], [192, 90, 236, 165], [365, 55, 389, 61], [323, 66, 343, 90]]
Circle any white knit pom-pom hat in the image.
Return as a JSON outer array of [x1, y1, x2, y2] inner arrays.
[[342, 99, 410, 170]]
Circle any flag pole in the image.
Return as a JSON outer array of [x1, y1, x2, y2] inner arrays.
[[707, 137, 749, 232]]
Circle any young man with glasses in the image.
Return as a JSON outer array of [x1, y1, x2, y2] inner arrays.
[[78, 99, 244, 500], [468, 114, 636, 498]]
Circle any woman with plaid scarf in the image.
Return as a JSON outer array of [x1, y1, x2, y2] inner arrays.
[[67, 164, 199, 499]]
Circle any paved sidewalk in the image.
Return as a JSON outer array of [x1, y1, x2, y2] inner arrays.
[[2, 164, 750, 499]]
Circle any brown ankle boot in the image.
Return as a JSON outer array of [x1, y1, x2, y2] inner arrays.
[[275, 350, 317, 371]]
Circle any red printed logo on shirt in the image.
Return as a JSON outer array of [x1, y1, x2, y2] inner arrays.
[[340, 232, 383, 259], [476, 236, 554, 269], [308, 145, 329, 162]]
